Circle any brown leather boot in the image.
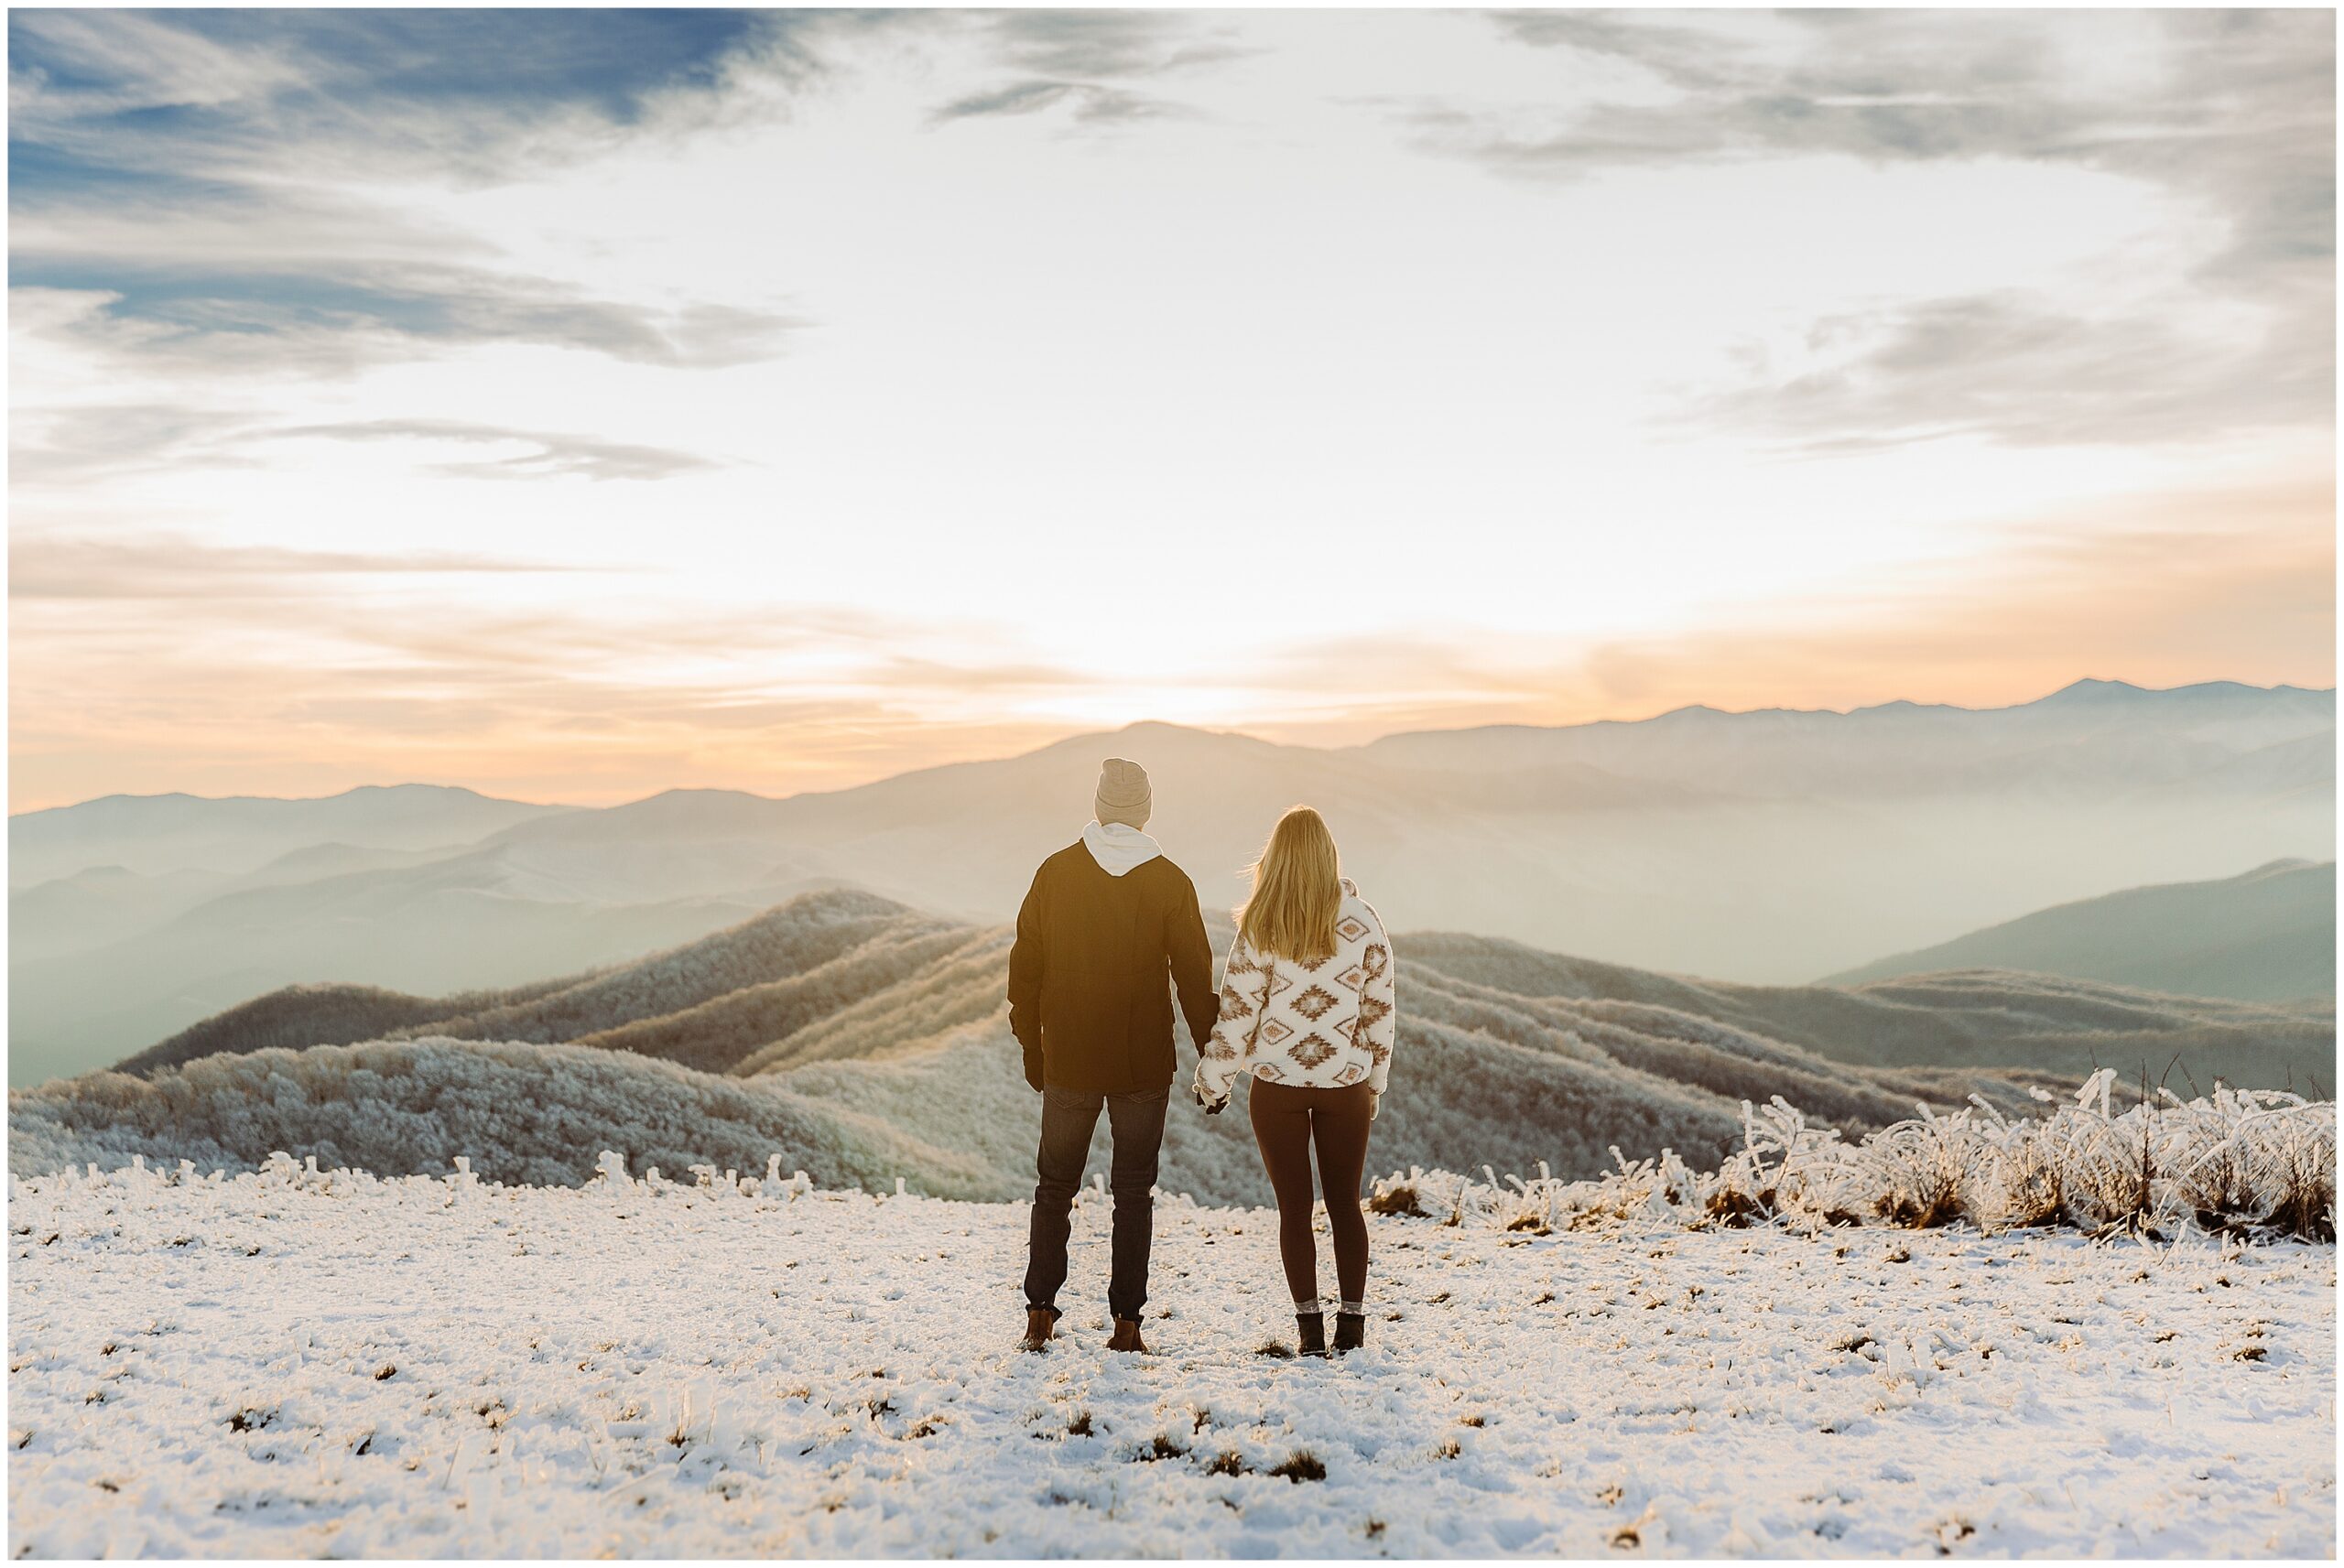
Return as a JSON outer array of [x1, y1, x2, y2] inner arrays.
[[1106, 1316, 1149, 1354], [1019, 1307, 1057, 1353]]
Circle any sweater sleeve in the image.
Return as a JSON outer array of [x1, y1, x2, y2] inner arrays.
[[1005, 866, 1047, 1088], [1356, 907, 1397, 1096], [1166, 875, 1220, 1058], [1194, 933, 1265, 1105]]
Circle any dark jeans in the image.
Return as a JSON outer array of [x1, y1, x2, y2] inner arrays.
[[1023, 1083, 1170, 1323]]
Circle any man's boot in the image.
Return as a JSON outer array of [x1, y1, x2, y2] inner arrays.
[[1019, 1306, 1058, 1353], [1107, 1316, 1149, 1354]]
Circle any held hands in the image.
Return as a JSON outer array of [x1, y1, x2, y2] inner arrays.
[[1192, 1085, 1227, 1116]]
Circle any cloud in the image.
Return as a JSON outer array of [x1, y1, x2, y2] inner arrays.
[[928, 9, 1244, 128], [9, 11, 811, 375], [929, 80, 1190, 128], [982, 10, 1251, 80], [6, 402, 258, 485], [6, 557, 1114, 807], [272, 421, 720, 482], [8, 393, 721, 486], [11, 257, 802, 378], [10, 534, 593, 600], [1667, 288, 2329, 449], [1401, 9, 2336, 448], [7, 9, 796, 188]]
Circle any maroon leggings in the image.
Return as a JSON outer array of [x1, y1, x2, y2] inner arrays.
[[1248, 1077, 1373, 1305]]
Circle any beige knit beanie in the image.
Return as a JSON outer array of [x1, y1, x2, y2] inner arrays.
[[1094, 757, 1152, 829]]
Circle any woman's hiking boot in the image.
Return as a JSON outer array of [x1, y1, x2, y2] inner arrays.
[[1333, 1311, 1366, 1355], [1107, 1316, 1150, 1354], [1019, 1306, 1058, 1353], [1295, 1311, 1329, 1357]]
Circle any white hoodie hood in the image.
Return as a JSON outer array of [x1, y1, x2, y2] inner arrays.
[[1081, 819, 1164, 877]]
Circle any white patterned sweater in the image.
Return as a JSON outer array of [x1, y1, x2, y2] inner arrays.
[[1194, 878, 1397, 1104]]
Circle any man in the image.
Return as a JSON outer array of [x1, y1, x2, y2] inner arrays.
[[1008, 757, 1219, 1354]]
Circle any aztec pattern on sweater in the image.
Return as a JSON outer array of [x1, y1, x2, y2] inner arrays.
[[1195, 879, 1397, 1102]]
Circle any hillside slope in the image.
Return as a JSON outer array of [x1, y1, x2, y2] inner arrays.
[[1823, 860, 2337, 1003], [21, 889, 2326, 1201]]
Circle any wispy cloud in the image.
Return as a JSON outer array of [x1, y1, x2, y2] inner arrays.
[[1394, 8, 2336, 448], [10, 533, 595, 600], [6, 401, 258, 485], [1668, 288, 2328, 450], [9, 392, 719, 486], [8, 9, 798, 187], [928, 9, 1244, 128], [11, 245, 803, 378], [9, 10, 810, 375], [273, 420, 721, 482], [930, 80, 1189, 128]]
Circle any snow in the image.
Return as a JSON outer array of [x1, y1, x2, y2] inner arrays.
[[9, 1158, 2335, 1558]]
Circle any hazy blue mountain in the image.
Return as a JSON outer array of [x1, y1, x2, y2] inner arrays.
[[9, 864, 229, 961], [12, 682, 2332, 1083], [1357, 680, 2335, 796], [1823, 860, 2337, 1004], [9, 783, 574, 887]]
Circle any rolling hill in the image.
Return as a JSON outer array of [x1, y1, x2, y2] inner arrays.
[[16, 888, 2328, 1202], [1823, 860, 2337, 1003], [12, 680, 2333, 1084]]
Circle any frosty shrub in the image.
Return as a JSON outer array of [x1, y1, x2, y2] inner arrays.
[[8, 1037, 1004, 1195], [1374, 1070, 2337, 1242]]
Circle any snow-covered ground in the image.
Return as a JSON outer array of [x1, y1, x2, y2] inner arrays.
[[10, 1160, 2335, 1558]]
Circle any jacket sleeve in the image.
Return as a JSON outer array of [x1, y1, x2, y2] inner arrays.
[[1357, 906, 1398, 1096], [1194, 932, 1265, 1105], [1167, 876, 1220, 1059], [1006, 865, 1047, 1088]]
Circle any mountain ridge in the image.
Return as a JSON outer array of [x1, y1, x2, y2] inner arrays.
[[14, 678, 2332, 1084], [16, 680, 2333, 821]]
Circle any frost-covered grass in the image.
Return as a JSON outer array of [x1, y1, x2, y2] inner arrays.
[[1378, 1072, 2339, 1244], [9, 1157, 2334, 1557]]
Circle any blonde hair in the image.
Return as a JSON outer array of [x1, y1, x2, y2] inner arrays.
[[1236, 806, 1342, 964]]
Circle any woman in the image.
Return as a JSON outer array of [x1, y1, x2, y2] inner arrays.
[[1195, 806, 1397, 1357]]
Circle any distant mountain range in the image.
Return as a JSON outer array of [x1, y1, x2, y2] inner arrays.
[[22, 885, 2328, 1196], [9, 782, 571, 887], [1826, 860, 2337, 1004], [11, 679, 2333, 1085]]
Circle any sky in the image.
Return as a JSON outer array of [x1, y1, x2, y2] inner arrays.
[[8, 7, 2335, 810]]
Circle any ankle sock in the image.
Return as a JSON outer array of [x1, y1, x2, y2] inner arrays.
[[1294, 1298, 1322, 1315], [1338, 1300, 1365, 1315]]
